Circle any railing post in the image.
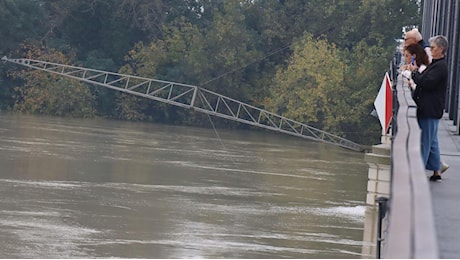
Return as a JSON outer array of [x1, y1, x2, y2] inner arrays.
[[376, 197, 389, 259]]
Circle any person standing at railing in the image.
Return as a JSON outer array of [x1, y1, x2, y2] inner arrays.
[[408, 35, 449, 181], [403, 31, 450, 175], [401, 43, 430, 90], [404, 28, 432, 62]]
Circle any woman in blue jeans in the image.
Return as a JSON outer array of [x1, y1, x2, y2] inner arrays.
[[410, 35, 449, 181]]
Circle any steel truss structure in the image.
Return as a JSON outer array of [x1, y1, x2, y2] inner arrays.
[[2, 57, 363, 152]]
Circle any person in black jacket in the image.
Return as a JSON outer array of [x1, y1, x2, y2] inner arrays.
[[410, 35, 448, 181]]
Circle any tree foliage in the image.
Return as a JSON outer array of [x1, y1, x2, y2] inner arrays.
[[264, 34, 348, 133], [0, 0, 422, 144], [9, 45, 96, 117]]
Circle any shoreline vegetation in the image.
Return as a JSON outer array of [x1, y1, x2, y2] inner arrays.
[[0, 0, 421, 145]]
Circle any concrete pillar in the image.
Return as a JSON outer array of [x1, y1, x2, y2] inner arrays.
[[361, 138, 391, 258], [364, 143, 391, 206], [362, 206, 379, 258]]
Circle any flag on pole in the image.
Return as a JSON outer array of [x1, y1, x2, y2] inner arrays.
[[373, 72, 393, 132]]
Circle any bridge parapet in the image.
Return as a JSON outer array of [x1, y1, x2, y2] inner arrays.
[[380, 74, 438, 258]]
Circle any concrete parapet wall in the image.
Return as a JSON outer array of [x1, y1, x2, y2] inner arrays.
[[364, 144, 391, 206], [362, 143, 391, 258]]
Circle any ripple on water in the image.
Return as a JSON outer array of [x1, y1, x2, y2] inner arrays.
[[0, 212, 100, 258]]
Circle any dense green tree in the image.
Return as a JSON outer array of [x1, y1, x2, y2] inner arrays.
[[117, 0, 208, 38], [9, 45, 96, 117], [194, 1, 261, 100], [116, 20, 206, 123], [117, 5, 263, 125], [0, 0, 49, 110], [264, 34, 349, 133], [43, 0, 148, 118], [0, 0, 47, 53], [340, 40, 392, 143], [0, 0, 423, 145], [55, 0, 145, 66]]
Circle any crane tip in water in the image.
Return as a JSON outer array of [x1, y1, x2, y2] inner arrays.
[[1, 56, 7, 62]]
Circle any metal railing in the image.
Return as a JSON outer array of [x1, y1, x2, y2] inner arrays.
[[379, 71, 439, 258]]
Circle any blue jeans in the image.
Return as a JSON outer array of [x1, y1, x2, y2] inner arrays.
[[417, 118, 441, 171]]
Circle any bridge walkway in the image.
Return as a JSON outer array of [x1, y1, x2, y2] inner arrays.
[[430, 114, 460, 259]]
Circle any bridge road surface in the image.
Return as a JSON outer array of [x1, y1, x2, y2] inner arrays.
[[430, 113, 460, 259]]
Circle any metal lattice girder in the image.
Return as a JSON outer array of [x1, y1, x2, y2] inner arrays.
[[3, 58, 198, 109], [2, 57, 364, 152], [193, 88, 363, 151]]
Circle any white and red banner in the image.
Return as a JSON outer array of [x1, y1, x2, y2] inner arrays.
[[374, 72, 393, 133]]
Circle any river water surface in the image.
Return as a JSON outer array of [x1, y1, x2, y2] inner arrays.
[[0, 113, 368, 258]]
